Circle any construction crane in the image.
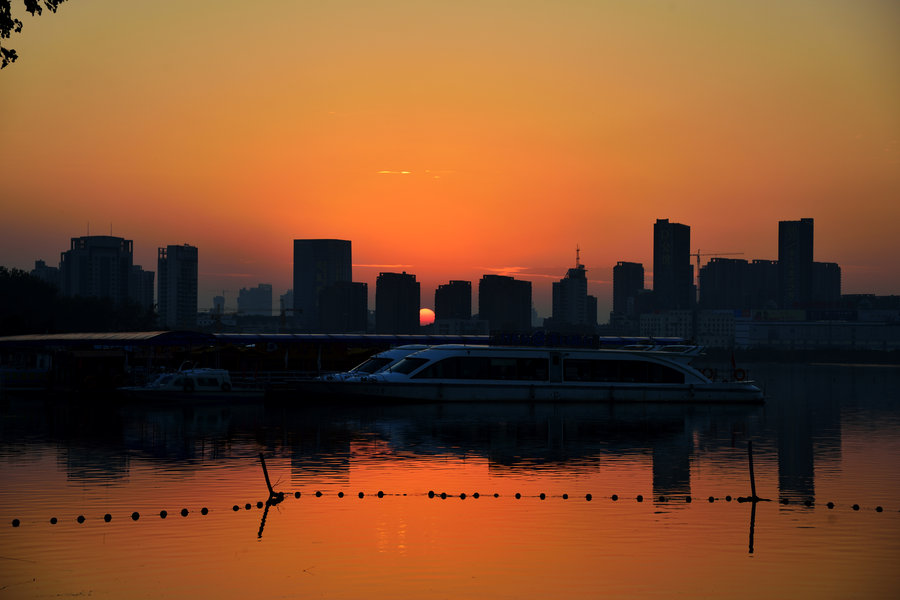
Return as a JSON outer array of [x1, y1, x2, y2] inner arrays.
[[691, 250, 744, 273]]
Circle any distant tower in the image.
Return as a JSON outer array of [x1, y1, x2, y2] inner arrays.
[[653, 219, 693, 310], [435, 280, 472, 320], [237, 284, 274, 316], [551, 247, 596, 329], [292, 239, 352, 331], [778, 218, 814, 308], [59, 235, 134, 304], [375, 272, 420, 333], [158, 244, 198, 329]]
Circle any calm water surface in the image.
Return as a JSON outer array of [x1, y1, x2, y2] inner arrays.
[[2, 363, 899, 599]]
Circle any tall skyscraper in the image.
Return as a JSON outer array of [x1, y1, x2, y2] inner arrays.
[[551, 249, 596, 329], [778, 218, 814, 308], [375, 272, 420, 333], [653, 219, 693, 310], [478, 274, 532, 333], [613, 261, 644, 316], [435, 280, 472, 320], [59, 235, 135, 304], [158, 244, 198, 329], [292, 239, 352, 331]]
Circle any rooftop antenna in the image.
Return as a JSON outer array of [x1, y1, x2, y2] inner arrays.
[[575, 244, 582, 268]]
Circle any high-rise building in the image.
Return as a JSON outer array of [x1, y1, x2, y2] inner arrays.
[[812, 262, 841, 308], [778, 218, 814, 308], [478, 274, 532, 333], [748, 259, 780, 309], [128, 265, 155, 311], [237, 284, 273, 316], [653, 219, 693, 310], [293, 239, 352, 331], [699, 258, 749, 309], [375, 272, 419, 333], [59, 235, 135, 304], [320, 281, 368, 332], [551, 249, 596, 330], [158, 244, 198, 329], [435, 280, 472, 320], [613, 261, 644, 316]]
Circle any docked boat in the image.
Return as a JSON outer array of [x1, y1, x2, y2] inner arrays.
[[118, 367, 264, 402], [294, 345, 763, 403], [318, 345, 429, 381]]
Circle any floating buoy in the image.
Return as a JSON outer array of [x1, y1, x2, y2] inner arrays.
[[12, 519, 20, 527], [182, 508, 190, 517], [876, 506, 883, 513], [337, 492, 344, 498], [461, 493, 467, 500], [611, 494, 618, 501], [708, 496, 715, 503], [201, 507, 209, 515], [585, 494, 592, 501], [131, 512, 140, 521], [50, 517, 58, 524], [804, 500, 813, 507], [515, 493, 521, 499], [315, 491, 322, 497], [160, 510, 167, 519], [539, 493, 545, 500], [440, 492, 447, 500], [562, 494, 568, 500], [493, 493, 499, 498], [637, 495, 643, 503], [684, 496, 691, 503], [826, 502, 835, 509], [77, 515, 85, 524], [377, 491, 383, 498], [725, 496, 732, 502], [852, 504, 860, 511], [473, 492, 480, 499], [245, 503, 251, 510], [233, 505, 240, 512], [358, 492, 365, 499], [294, 492, 301, 499], [256, 501, 263, 509], [428, 491, 435, 498]]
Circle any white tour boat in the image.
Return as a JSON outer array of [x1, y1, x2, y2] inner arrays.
[[118, 367, 263, 401], [295, 345, 763, 403], [318, 345, 429, 381]]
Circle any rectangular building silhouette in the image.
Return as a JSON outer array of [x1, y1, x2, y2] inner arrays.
[[292, 239, 352, 331], [435, 280, 472, 320], [376, 272, 420, 333], [158, 244, 198, 329], [653, 219, 693, 310], [478, 274, 532, 333]]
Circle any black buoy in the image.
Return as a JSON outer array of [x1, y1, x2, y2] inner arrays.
[[461, 493, 467, 500], [636, 495, 643, 503], [12, 519, 20, 527], [473, 492, 480, 499], [428, 490, 435, 498], [245, 503, 252, 510], [131, 512, 140, 521], [585, 493, 592, 501], [804, 499, 813, 507], [515, 493, 521, 499], [77, 515, 85, 524], [440, 492, 447, 500], [181, 508, 189, 517], [233, 505, 240, 512], [377, 491, 384, 498], [256, 501, 264, 509], [104, 513, 112, 522], [359, 492, 365, 499], [337, 492, 344, 498], [852, 504, 860, 511], [684, 496, 690, 503], [876, 506, 884, 513], [562, 493, 568, 500], [493, 493, 499, 498], [611, 494, 618, 501], [315, 491, 322, 497], [826, 502, 835, 509], [50, 517, 58, 524], [201, 507, 209, 515], [539, 493, 545, 500], [708, 496, 715, 503], [725, 495, 732, 502], [160, 510, 168, 519], [294, 492, 301, 499]]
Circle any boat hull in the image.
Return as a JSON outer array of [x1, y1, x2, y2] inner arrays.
[[292, 379, 764, 404]]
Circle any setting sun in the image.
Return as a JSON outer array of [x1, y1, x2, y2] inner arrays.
[[419, 308, 435, 327]]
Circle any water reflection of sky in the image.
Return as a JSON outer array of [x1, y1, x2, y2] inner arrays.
[[2, 364, 899, 599]]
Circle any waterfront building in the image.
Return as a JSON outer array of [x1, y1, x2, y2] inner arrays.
[[778, 218, 814, 308], [320, 281, 368, 333], [812, 262, 841, 308], [551, 249, 597, 331], [238, 284, 273, 316], [292, 239, 352, 331], [375, 272, 420, 333], [699, 258, 749, 309], [613, 261, 644, 317], [639, 310, 693, 340], [158, 244, 198, 329], [128, 265, 155, 311], [59, 235, 147, 306], [435, 280, 472, 320], [748, 259, 780, 309], [653, 219, 693, 310], [478, 274, 532, 333]]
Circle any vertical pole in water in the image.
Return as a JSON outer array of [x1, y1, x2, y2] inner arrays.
[[748, 440, 757, 501], [260, 453, 275, 497]]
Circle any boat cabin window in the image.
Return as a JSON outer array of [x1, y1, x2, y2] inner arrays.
[[412, 356, 549, 381], [563, 358, 684, 384], [352, 357, 393, 374], [390, 357, 430, 375]]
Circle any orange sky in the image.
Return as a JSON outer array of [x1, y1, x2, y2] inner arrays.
[[1, 0, 898, 317]]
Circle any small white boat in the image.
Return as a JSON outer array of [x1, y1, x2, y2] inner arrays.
[[118, 367, 263, 401], [295, 345, 763, 403]]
